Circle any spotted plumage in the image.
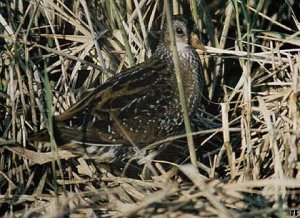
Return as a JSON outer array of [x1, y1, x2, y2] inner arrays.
[[31, 16, 204, 160]]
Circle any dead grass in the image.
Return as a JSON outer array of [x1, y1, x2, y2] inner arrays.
[[0, 0, 299, 217]]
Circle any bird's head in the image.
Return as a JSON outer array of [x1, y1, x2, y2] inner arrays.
[[162, 16, 190, 48], [158, 16, 204, 53]]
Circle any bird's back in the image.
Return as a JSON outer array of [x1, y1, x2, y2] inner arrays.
[[53, 55, 193, 147]]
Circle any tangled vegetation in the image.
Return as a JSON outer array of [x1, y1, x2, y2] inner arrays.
[[0, 0, 299, 217]]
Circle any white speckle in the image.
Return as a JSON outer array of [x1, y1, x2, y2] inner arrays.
[[86, 146, 98, 153]]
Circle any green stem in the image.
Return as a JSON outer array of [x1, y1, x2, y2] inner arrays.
[[110, 0, 135, 66]]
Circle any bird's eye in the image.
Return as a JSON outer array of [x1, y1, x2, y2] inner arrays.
[[175, 27, 184, 35]]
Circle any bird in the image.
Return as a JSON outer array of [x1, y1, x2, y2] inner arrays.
[[30, 16, 205, 161]]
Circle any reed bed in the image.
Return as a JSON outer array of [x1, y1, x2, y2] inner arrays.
[[0, 0, 299, 217]]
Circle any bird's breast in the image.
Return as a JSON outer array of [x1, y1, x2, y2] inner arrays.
[[177, 48, 203, 114]]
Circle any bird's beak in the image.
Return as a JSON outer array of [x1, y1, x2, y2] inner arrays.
[[190, 32, 205, 51]]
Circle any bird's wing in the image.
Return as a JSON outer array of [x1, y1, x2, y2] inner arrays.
[[52, 58, 171, 145], [55, 58, 166, 122]]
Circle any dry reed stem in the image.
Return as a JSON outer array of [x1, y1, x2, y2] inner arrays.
[[0, 0, 299, 217]]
